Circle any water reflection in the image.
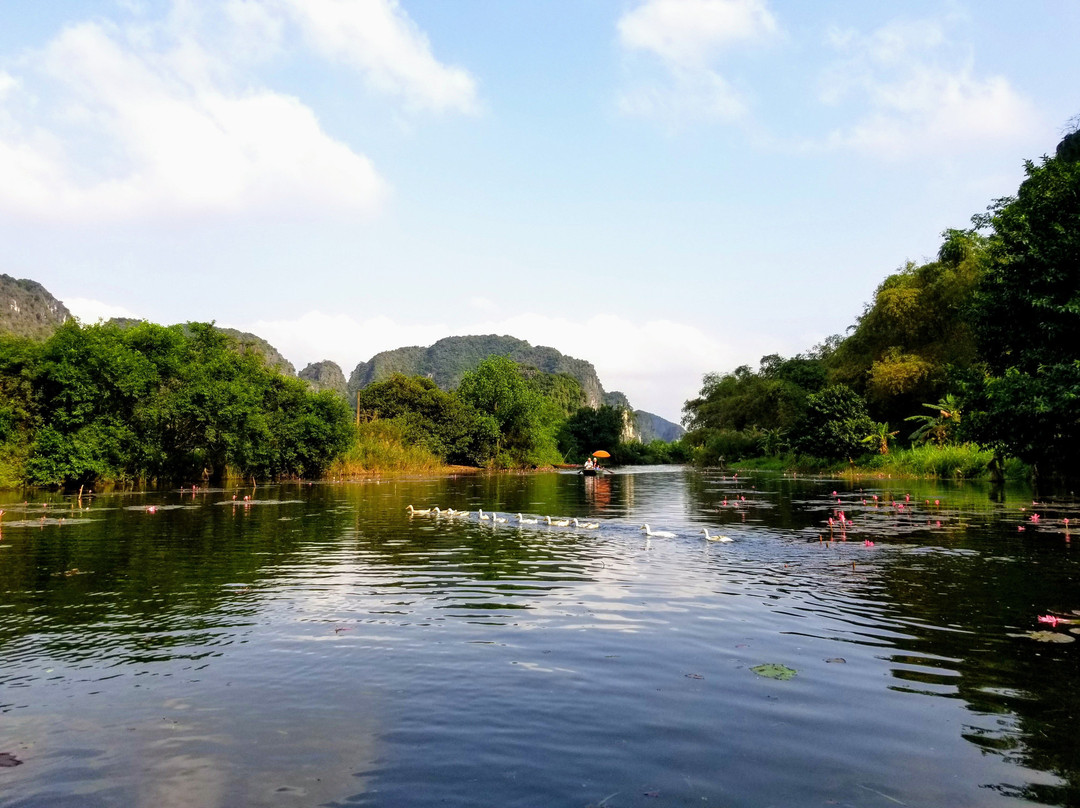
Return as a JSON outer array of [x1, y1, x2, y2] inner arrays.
[[0, 470, 1077, 807]]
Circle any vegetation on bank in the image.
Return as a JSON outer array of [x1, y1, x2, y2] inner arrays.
[[0, 320, 352, 488], [681, 127, 1080, 482]]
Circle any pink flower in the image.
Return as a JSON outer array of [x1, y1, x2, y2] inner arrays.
[[1018, 525, 1026, 532], [1038, 615, 1060, 627], [864, 540, 874, 547], [1031, 513, 1040, 523]]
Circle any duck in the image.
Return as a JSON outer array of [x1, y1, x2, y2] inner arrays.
[[492, 513, 507, 523], [516, 513, 538, 525], [431, 506, 443, 516], [478, 509, 491, 521], [545, 515, 571, 527], [572, 518, 599, 529], [406, 505, 432, 515], [448, 508, 471, 519], [700, 528, 733, 542], [641, 524, 676, 538]]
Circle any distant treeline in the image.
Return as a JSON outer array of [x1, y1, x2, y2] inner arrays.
[[0, 320, 353, 488], [681, 127, 1080, 480], [0, 325, 682, 487]]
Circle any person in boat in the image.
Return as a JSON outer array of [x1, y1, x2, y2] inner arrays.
[[583, 457, 595, 471]]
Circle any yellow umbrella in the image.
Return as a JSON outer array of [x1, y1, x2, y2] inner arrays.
[[592, 450, 611, 458]]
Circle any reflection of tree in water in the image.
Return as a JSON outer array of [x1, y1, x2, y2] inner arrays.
[[877, 547, 1080, 806]]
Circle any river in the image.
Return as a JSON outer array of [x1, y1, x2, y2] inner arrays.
[[1, 467, 1077, 807]]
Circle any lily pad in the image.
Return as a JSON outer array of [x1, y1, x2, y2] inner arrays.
[[1027, 631, 1075, 643], [751, 663, 798, 680]]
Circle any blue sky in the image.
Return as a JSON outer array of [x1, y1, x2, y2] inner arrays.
[[1, 0, 1077, 421]]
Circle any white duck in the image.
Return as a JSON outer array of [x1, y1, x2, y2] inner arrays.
[[478, 509, 491, 521], [406, 505, 432, 515], [492, 513, 507, 523], [700, 528, 733, 542], [572, 518, 599, 529], [516, 513, 538, 524], [641, 524, 676, 538], [545, 515, 571, 527]]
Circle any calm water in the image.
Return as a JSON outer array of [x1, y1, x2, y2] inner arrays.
[[1, 468, 1078, 808]]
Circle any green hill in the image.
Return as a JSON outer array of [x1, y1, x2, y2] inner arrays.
[[0, 274, 71, 340]]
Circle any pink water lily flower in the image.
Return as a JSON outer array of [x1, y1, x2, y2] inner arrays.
[[1038, 615, 1060, 627]]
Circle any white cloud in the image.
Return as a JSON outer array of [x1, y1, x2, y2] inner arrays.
[[618, 0, 777, 67], [819, 17, 1037, 158], [616, 0, 777, 124], [0, 17, 384, 221], [618, 66, 746, 123], [275, 0, 479, 114], [0, 0, 479, 222], [65, 296, 142, 323], [239, 309, 737, 422]]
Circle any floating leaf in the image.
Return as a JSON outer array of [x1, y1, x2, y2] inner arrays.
[[0, 752, 22, 767], [1027, 631, 1075, 643], [751, 663, 797, 680], [825, 657, 847, 664], [685, 673, 704, 679]]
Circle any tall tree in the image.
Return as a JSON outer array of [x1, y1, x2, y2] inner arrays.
[[964, 128, 1080, 475]]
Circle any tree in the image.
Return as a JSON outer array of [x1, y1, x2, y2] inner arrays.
[[827, 232, 984, 425], [965, 128, 1080, 474], [792, 385, 876, 460], [559, 405, 623, 462], [905, 394, 962, 445], [456, 356, 550, 466], [355, 373, 489, 465]]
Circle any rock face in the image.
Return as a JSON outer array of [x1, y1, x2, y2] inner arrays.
[[634, 410, 685, 443], [0, 274, 71, 339], [299, 360, 348, 398], [215, 327, 296, 376], [349, 335, 607, 406]]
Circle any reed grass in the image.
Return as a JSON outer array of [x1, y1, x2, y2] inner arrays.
[[327, 420, 446, 477]]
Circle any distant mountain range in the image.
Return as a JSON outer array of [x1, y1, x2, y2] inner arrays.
[[0, 275, 684, 443]]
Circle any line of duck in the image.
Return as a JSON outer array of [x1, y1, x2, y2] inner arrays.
[[405, 505, 732, 542]]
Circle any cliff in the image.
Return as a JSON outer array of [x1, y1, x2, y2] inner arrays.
[[634, 410, 685, 443], [299, 360, 348, 398], [0, 274, 71, 340]]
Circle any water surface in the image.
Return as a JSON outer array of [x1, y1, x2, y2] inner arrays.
[[1, 468, 1078, 807]]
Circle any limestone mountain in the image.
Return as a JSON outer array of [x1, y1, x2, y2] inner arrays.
[[299, 360, 348, 398], [349, 335, 607, 406], [634, 411, 685, 443], [0, 274, 71, 340]]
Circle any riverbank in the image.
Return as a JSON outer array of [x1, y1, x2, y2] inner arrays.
[[723, 444, 1031, 481]]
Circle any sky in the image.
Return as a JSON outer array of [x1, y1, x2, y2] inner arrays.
[[1, 1, 1077, 422]]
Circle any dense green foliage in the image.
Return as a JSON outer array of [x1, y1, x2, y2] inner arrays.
[[683, 126, 1080, 479], [0, 321, 351, 487], [962, 142, 1080, 475], [559, 405, 625, 462]]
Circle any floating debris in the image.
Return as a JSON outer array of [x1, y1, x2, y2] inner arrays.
[[1022, 631, 1075, 643], [0, 752, 22, 767], [751, 663, 798, 680]]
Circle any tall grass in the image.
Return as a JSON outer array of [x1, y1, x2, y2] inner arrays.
[[854, 443, 995, 479], [327, 421, 446, 477]]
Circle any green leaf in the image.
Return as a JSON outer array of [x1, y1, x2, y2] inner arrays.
[[751, 663, 798, 680]]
